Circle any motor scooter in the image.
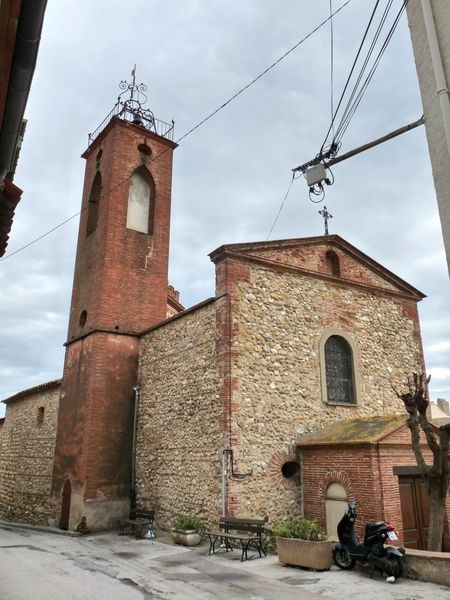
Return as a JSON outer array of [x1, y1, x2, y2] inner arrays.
[[333, 500, 405, 580]]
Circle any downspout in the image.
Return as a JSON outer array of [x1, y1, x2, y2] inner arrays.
[[222, 450, 227, 517], [131, 385, 140, 510], [421, 0, 450, 157]]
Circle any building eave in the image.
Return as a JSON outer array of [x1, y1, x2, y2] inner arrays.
[[3, 378, 61, 405]]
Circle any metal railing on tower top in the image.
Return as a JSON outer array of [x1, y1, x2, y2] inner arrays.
[[87, 69, 175, 146]]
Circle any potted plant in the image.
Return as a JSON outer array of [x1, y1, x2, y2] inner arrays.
[[170, 515, 205, 547], [271, 516, 332, 570]]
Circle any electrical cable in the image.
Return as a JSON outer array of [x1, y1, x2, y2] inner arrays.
[[333, 0, 394, 142], [266, 174, 296, 240], [176, 0, 352, 145], [329, 0, 335, 138], [334, 1, 407, 143], [320, 0, 381, 154], [0, 0, 354, 263]]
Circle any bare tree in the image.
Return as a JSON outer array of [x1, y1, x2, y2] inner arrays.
[[393, 373, 450, 551]]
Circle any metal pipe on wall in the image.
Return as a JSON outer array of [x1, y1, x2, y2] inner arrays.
[[131, 385, 140, 509]]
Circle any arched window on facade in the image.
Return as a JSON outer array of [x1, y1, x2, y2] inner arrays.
[[86, 171, 101, 237], [325, 482, 348, 539], [324, 335, 356, 404], [126, 168, 154, 234], [326, 250, 340, 276]]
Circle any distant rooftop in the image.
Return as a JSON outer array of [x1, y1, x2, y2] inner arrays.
[[88, 68, 174, 146]]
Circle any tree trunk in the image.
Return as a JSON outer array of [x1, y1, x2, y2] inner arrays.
[[427, 482, 446, 551], [393, 373, 450, 552]]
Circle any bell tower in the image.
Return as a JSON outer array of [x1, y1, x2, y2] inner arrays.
[[52, 73, 177, 529]]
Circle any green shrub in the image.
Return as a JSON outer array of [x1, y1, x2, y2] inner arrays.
[[171, 515, 205, 533], [271, 517, 327, 542]]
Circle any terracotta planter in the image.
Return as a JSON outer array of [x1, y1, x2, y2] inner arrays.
[[170, 528, 201, 547], [276, 537, 332, 570]]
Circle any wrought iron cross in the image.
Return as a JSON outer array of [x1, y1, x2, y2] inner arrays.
[[319, 205, 333, 235]]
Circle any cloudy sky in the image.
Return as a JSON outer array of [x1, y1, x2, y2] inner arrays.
[[1, 0, 449, 416]]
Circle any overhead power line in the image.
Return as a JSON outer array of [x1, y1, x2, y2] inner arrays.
[[0, 0, 353, 263], [293, 0, 409, 204]]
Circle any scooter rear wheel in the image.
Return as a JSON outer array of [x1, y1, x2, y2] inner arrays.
[[333, 546, 356, 570], [387, 555, 403, 578]]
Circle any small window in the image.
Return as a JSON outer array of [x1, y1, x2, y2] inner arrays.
[[138, 143, 151, 156], [326, 250, 340, 276], [324, 335, 355, 404], [37, 406, 45, 425]]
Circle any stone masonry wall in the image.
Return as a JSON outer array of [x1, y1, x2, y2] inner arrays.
[[225, 259, 424, 523], [0, 384, 60, 526], [136, 300, 224, 530]]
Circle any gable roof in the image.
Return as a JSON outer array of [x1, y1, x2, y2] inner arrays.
[[297, 414, 408, 446], [2, 378, 61, 405], [209, 235, 425, 301]]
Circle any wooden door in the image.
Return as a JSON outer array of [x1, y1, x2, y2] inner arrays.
[[398, 475, 429, 549], [59, 479, 71, 530]]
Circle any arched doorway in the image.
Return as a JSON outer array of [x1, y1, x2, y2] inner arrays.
[[325, 482, 348, 540], [59, 479, 71, 530]]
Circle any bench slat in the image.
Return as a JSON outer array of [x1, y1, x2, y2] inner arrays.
[[120, 508, 155, 539], [206, 517, 267, 561]]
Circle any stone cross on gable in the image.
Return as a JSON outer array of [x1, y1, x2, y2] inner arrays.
[[319, 205, 333, 236]]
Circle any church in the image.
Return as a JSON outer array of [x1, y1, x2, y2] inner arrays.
[[0, 78, 448, 551]]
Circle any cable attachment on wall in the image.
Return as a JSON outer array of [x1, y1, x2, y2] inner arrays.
[[292, 141, 339, 204], [224, 449, 252, 481]]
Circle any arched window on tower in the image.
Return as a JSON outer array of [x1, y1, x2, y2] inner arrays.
[[324, 335, 356, 404], [326, 250, 340, 276], [86, 171, 102, 237], [126, 167, 154, 234]]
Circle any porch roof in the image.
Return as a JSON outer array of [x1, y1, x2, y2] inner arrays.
[[297, 414, 407, 446]]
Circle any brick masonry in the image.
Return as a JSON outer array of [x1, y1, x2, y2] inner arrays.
[[301, 428, 450, 551], [51, 116, 177, 529]]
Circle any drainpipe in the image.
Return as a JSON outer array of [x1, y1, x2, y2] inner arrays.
[[421, 0, 450, 157], [222, 450, 228, 517], [131, 385, 140, 510]]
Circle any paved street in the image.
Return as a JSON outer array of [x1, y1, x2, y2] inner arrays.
[[0, 523, 449, 599]]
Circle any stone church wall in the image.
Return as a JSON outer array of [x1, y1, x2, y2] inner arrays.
[[223, 258, 424, 522], [136, 299, 224, 529], [0, 382, 60, 526]]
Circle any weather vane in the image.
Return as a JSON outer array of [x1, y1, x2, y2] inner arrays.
[[88, 66, 175, 146], [319, 205, 333, 235], [116, 65, 155, 129]]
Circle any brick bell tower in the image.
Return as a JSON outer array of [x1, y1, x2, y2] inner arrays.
[[51, 73, 177, 530]]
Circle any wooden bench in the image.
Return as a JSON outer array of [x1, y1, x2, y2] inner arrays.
[[119, 508, 155, 539], [205, 516, 268, 562]]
